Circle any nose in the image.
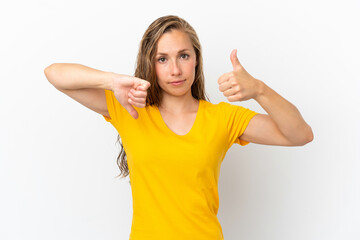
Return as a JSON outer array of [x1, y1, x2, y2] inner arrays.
[[170, 59, 182, 76]]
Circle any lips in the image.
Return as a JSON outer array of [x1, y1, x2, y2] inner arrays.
[[169, 80, 185, 83]]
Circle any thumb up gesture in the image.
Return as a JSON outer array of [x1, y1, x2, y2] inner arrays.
[[218, 49, 262, 102], [112, 73, 151, 119]]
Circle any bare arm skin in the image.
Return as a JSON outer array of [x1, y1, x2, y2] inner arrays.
[[44, 63, 151, 119], [240, 81, 313, 146], [218, 49, 313, 146]]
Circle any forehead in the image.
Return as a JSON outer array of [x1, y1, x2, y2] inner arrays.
[[156, 30, 193, 54]]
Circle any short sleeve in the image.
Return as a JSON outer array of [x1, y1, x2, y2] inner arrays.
[[220, 101, 258, 148], [102, 89, 126, 126]]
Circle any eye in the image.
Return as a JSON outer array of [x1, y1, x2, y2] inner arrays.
[[181, 54, 189, 59], [158, 57, 166, 63], [157, 54, 189, 63]]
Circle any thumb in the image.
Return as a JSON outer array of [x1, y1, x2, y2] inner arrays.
[[123, 101, 139, 119], [230, 49, 242, 71]]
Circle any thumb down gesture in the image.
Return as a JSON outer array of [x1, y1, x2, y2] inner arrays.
[[112, 73, 151, 119], [217, 49, 262, 102]]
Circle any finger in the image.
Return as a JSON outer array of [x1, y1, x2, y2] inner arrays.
[[135, 79, 151, 90], [141, 80, 151, 89], [230, 49, 242, 71], [217, 72, 231, 85], [136, 85, 146, 91], [223, 86, 238, 97], [133, 80, 141, 90], [128, 91, 146, 105], [227, 92, 243, 102], [128, 90, 146, 106], [218, 80, 233, 92], [137, 86, 146, 91], [123, 101, 139, 119], [130, 89, 147, 98], [128, 97, 145, 108]]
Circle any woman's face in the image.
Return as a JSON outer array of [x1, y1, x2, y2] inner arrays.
[[154, 29, 197, 98]]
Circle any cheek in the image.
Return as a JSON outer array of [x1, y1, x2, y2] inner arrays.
[[185, 61, 196, 74], [155, 64, 165, 78], [155, 64, 160, 75], [155, 66, 166, 87]]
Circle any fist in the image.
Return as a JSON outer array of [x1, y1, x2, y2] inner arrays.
[[218, 49, 261, 102], [112, 74, 151, 119]]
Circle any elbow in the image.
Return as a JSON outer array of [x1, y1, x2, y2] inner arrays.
[[298, 126, 314, 146], [305, 125, 314, 144], [307, 129, 314, 143], [44, 63, 56, 78], [44, 64, 52, 79], [44, 64, 60, 87], [289, 126, 314, 146]]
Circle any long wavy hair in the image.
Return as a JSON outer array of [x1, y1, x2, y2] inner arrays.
[[115, 15, 210, 183]]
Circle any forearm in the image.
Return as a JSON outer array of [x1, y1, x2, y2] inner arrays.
[[44, 63, 114, 91], [254, 79, 313, 144]]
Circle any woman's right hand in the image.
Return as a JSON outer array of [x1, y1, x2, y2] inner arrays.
[[111, 73, 151, 119]]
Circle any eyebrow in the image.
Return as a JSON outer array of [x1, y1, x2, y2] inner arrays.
[[156, 49, 190, 56]]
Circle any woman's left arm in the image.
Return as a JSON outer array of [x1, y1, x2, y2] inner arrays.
[[218, 49, 314, 146]]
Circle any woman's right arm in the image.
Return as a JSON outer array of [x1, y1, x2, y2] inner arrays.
[[44, 63, 114, 90], [44, 63, 114, 118], [44, 63, 151, 119]]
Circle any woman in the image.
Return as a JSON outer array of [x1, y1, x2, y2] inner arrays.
[[44, 15, 313, 240]]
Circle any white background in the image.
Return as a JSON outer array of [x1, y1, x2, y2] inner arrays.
[[1, 0, 359, 239]]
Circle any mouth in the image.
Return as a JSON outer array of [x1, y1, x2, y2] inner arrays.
[[169, 79, 186, 86], [169, 80, 185, 84]]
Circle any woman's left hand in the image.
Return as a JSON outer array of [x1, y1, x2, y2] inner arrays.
[[218, 49, 263, 102]]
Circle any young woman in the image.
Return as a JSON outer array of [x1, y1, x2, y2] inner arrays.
[[44, 15, 313, 240]]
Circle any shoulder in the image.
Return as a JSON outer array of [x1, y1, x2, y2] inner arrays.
[[203, 100, 257, 123], [201, 99, 227, 109], [201, 100, 238, 112]]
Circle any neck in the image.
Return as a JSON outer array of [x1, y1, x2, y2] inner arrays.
[[159, 92, 199, 114]]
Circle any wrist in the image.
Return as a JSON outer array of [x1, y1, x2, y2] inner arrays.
[[254, 79, 266, 101], [106, 72, 118, 92]]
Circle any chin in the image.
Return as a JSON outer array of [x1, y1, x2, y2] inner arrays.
[[169, 89, 192, 97]]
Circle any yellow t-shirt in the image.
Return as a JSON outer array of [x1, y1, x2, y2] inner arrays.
[[103, 89, 258, 240]]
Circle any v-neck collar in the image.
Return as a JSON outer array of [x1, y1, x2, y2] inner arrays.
[[154, 100, 202, 137]]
